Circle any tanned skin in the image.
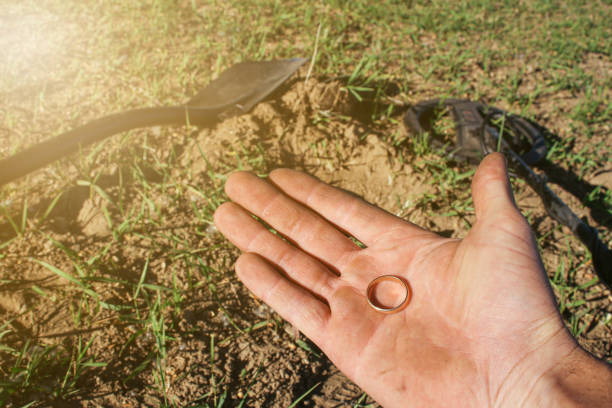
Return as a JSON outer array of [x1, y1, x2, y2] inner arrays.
[[214, 153, 612, 407]]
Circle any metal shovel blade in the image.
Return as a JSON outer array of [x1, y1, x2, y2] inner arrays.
[[187, 57, 308, 111], [0, 58, 307, 186]]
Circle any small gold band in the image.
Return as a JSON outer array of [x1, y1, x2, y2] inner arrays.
[[366, 275, 411, 314]]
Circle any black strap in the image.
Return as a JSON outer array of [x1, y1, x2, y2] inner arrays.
[[403, 99, 611, 290], [403, 98, 547, 165]]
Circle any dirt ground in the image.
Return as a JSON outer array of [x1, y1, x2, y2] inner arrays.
[[2, 74, 611, 407], [1, 1, 611, 406]]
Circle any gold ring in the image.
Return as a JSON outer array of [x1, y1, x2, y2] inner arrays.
[[366, 275, 411, 314]]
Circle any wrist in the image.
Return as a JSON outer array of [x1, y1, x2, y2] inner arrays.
[[493, 316, 610, 408], [527, 346, 612, 407]]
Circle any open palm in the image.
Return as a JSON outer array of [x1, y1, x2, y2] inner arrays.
[[213, 154, 578, 407]]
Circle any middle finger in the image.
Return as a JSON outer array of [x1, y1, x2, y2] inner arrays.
[[224, 171, 359, 271]]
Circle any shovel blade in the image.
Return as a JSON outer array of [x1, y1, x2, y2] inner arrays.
[[187, 58, 308, 111]]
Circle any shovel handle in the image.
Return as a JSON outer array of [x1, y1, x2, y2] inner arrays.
[[0, 106, 219, 186]]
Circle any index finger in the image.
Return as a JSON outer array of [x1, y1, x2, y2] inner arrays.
[[269, 169, 427, 246]]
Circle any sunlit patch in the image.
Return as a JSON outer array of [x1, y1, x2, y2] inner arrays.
[[0, 5, 70, 88]]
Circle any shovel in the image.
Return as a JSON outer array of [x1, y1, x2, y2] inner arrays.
[[0, 58, 307, 186]]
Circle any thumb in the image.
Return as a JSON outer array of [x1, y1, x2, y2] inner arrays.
[[471, 152, 518, 221]]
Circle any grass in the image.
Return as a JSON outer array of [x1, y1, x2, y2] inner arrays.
[[1, 0, 611, 405]]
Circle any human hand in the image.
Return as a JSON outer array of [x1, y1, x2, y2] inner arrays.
[[213, 153, 611, 407]]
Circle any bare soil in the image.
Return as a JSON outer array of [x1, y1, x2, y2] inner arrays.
[[0, 3, 611, 404], [2, 72, 611, 406]]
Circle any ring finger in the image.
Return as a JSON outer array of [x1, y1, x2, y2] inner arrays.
[[214, 202, 339, 300], [223, 171, 360, 271]]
